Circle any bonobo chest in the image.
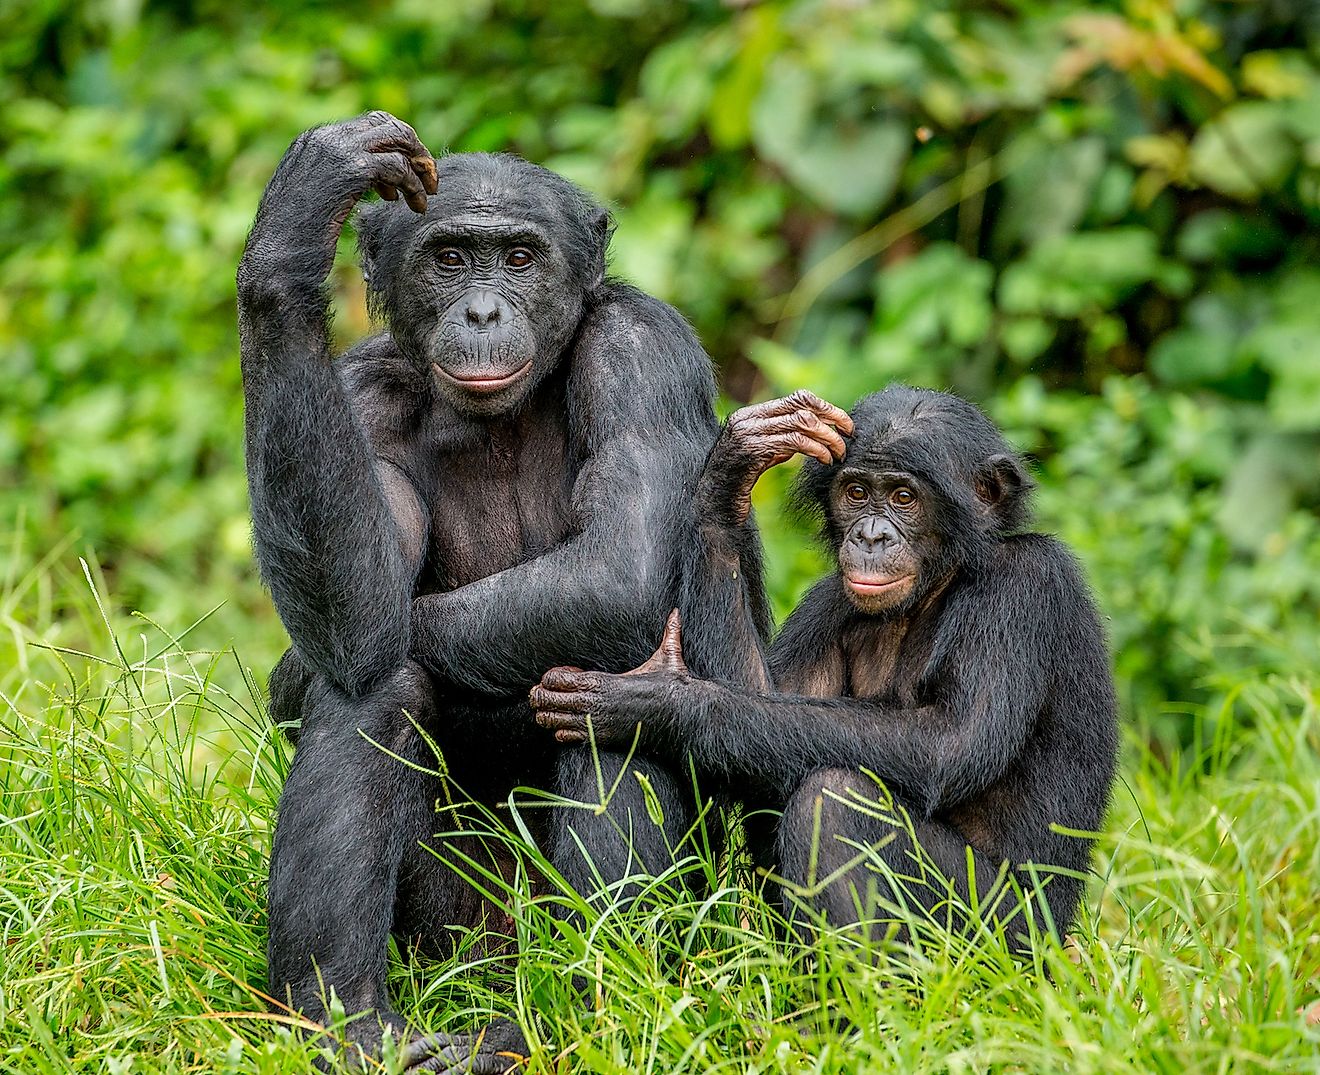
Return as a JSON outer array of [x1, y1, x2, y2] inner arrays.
[[841, 613, 938, 704], [423, 391, 577, 592]]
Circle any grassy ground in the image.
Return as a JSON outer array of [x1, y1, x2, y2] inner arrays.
[[2, 552, 1319, 1075]]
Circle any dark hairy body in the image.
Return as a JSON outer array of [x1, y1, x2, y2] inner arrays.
[[532, 386, 1119, 948], [238, 112, 742, 1072]]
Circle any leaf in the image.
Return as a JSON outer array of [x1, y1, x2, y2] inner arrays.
[[752, 58, 909, 216], [1189, 102, 1297, 199]]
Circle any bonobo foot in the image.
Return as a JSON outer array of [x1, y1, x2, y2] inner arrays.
[[398, 1018, 529, 1074], [314, 1014, 527, 1074]]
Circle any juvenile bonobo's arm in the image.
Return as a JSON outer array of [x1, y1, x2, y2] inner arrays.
[[237, 112, 438, 694], [531, 569, 1049, 812], [679, 391, 853, 692], [410, 292, 718, 695]]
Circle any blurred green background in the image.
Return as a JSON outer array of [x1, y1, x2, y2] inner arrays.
[[4, 0, 1320, 744]]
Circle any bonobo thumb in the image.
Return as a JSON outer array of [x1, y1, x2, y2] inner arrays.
[[625, 609, 688, 677]]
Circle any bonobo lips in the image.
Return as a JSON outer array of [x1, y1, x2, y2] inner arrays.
[[432, 360, 533, 395], [844, 574, 913, 596]]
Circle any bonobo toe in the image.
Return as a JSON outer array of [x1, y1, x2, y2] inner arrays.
[[401, 1023, 526, 1074]]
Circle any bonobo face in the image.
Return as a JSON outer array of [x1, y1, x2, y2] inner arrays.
[[799, 384, 1033, 618], [830, 468, 931, 614], [359, 154, 608, 417]]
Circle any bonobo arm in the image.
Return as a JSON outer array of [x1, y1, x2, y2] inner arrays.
[[531, 556, 1057, 811], [410, 287, 719, 695], [237, 112, 439, 695], [678, 392, 853, 692]]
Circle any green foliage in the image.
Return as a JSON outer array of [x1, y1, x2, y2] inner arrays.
[[6, 1, 1320, 742]]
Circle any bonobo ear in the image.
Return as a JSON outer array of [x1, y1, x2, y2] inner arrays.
[[355, 202, 389, 292], [975, 453, 1033, 531], [587, 206, 615, 290]]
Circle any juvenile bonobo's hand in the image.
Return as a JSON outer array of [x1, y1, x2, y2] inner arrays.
[[530, 610, 689, 748], [239, 111, 439, 287], [700, 390, 854, 526]]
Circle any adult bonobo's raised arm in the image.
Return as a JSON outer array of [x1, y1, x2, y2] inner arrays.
[[238, 111, 753, 1072], [238, 111, 438, 694], [532, 386, 1118, 951]]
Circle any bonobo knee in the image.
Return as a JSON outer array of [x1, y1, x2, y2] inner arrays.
[[779, 768, 887, 868], [300, 658, 435, 754], [783, 768, 885, 828]]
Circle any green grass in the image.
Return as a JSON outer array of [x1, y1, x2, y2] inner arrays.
[[2, 557, 1318, 1075]]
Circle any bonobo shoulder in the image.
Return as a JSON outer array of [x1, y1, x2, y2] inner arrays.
[[573, 283, 717, 418], [337, 333, 430, 442], [978, 533, 1104, 627], [993, 533, 1091, 591]]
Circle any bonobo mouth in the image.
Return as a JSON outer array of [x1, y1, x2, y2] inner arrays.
[[432, 360, 533, 395], [844, 574, 914, 596]]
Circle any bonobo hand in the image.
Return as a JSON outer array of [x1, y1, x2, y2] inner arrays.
[[530, 610, 689, 748], [239, 111, 439, 288], [699, 390, 854, 526]]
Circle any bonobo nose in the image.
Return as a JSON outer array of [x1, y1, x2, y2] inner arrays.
[[465, 291, 503, 328], [854, 517, 894, 550]]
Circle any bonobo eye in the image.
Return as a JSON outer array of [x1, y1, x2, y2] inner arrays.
[[438, 248, 465, 269], [844, 483, 868, 505], [505, 247, 534, 270], [890, 486, 916, 508]]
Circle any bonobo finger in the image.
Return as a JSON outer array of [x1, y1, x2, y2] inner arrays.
[[744, 411, 847, 460], [795, 410, 848, 459], [528, 685, 591, 712], [785, 388, 854, 435], [536, 714, 587, 738], [782, 432, 835, 466], [363, 110, 430, 156], [401, 1032, 470, 1068], [374, 182, 399, 201], [539, 668, 597, 692], [554, 729, 588, 745], [411, 155, 439, 195], [626, 609, 687, 677], [369, 151, 429, 213]]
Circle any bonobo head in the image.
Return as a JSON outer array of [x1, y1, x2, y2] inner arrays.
[[796, 385, 1033, 615], [357, 153, 613, 416]]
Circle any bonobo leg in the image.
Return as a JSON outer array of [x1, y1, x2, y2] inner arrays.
[[267, 660, 447, 1056], [777, 768, 1034, 949], [548, 748, 699, 914]]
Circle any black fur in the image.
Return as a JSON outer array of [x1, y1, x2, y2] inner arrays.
[[237, 113, 740, 1067], [531, 385, 1119, 949]]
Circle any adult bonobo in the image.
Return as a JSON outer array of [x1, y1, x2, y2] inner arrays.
[[531, 386, 1118, 949], [237, 111, 745, 1070]]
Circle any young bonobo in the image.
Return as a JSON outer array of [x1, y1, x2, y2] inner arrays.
[[531, 386, 1119, 948]]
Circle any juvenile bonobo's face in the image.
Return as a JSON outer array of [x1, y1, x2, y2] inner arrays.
[[802, 384, 1033, 617], [359, 154, 608, 416], [829, 467, 930, 614]]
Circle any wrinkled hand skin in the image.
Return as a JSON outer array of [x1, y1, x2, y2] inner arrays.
[[530, 610, 689, 748], [698, 390, 854, 527], [237, 110, 438, 295]]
